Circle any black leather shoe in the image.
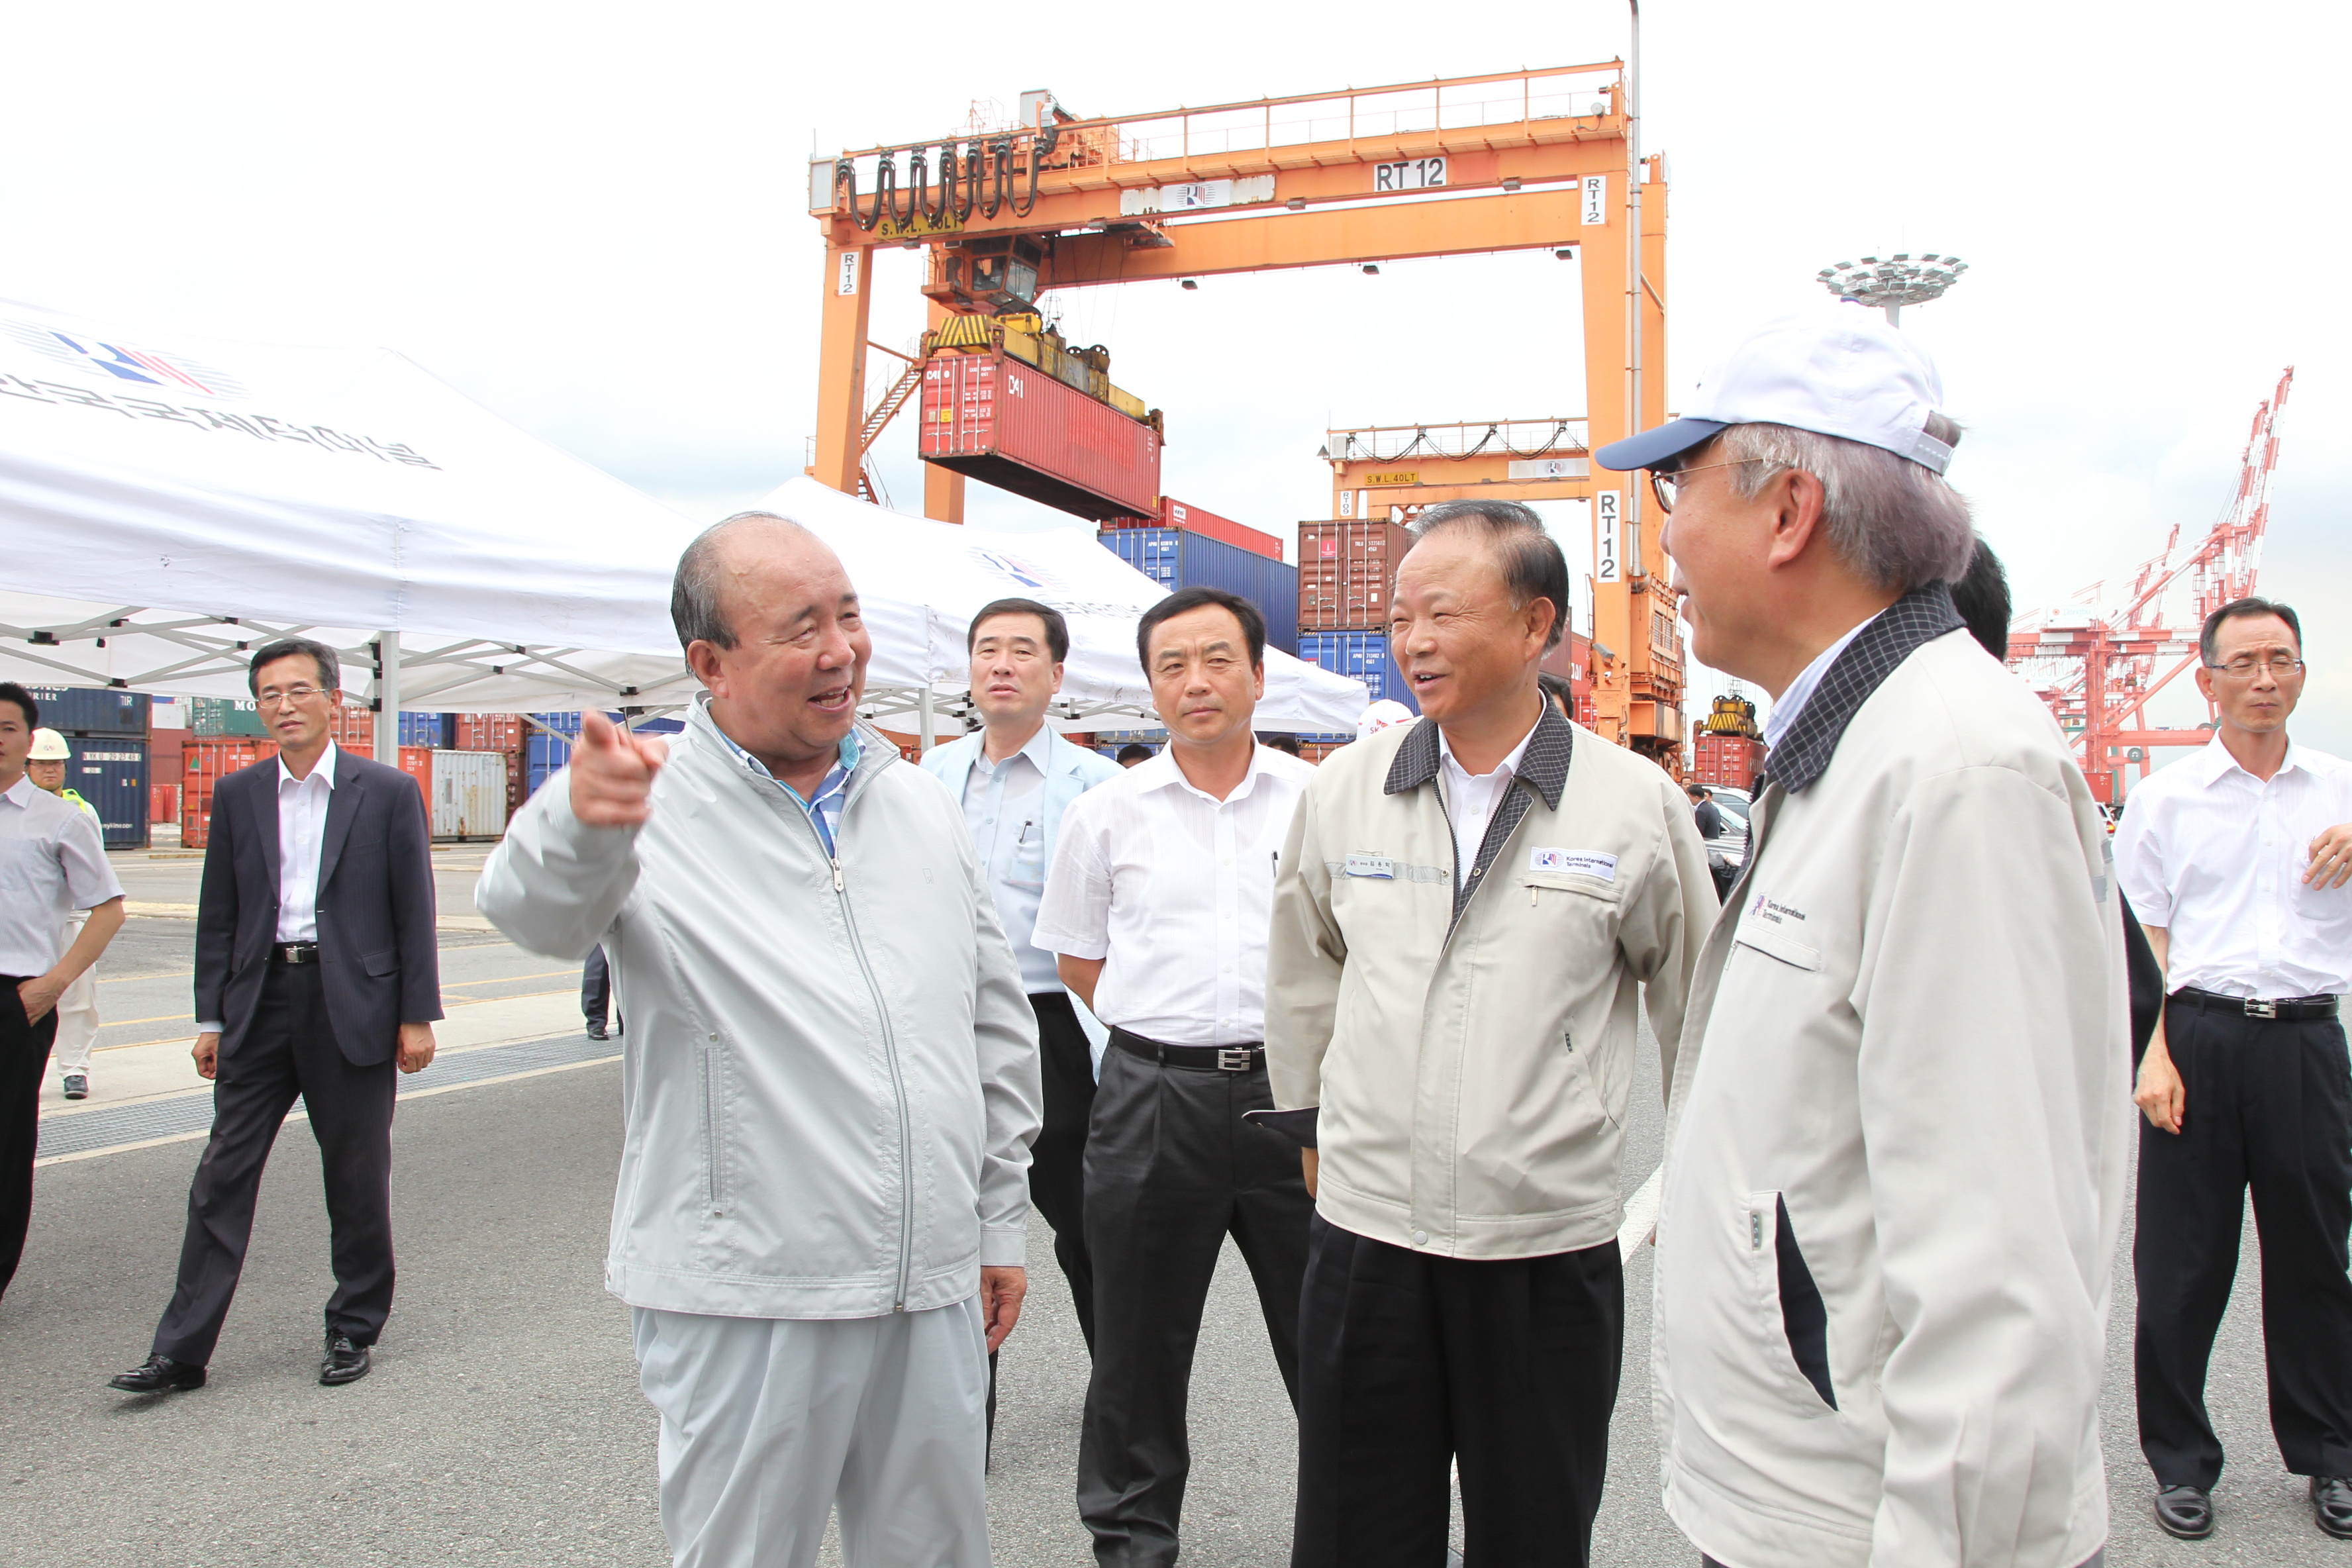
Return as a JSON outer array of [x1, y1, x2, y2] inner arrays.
[[2314, 1477, 2352, 1538], [586, 1020, 609, 1041], [109, 1353, 205, 1394], [319, 1334, 371, 1387], [2154, 1483, 2215, 1540]]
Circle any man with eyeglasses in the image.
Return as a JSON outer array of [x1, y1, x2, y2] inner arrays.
[[111, 638, 442, 1395], [2114, 595, 2352, 1543]]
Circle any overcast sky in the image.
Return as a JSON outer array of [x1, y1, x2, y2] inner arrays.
[[9, 0, 2345, 766]]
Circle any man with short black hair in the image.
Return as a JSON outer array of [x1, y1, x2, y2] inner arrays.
[[1036, 585, 1317, 1568], [113, 638, 442, 1393], [0, 683, 126, 1299], [1113, 743, 1152, 768], [2117, 595, 2352, 1542], [924, 596, 1120, 1352], [26, 726, 107, 1101], [1686, 781, 1725, 841], [1270, 501, 1713, 1567]]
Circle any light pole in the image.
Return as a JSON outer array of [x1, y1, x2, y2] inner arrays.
[[1818, 253, 1968, 327]]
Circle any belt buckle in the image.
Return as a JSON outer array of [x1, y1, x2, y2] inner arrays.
[[1216, 1047, 1253, 1072], [2246, 997, 2278, 1018]]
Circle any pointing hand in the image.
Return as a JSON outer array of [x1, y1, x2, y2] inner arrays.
[[569, 710, 669, 828]]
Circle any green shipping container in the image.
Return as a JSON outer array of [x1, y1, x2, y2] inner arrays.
[[190, 697, 271, 737]]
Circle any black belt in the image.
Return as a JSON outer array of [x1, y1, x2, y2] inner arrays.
[[270, 942, 320, 965], [2170, 985, 2339, 1021], [1110, 1026, 1265, 1073]]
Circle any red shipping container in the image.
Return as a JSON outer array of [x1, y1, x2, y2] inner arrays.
[[1691, 732, 1767, 791], [182, 738, 278, 849], [454, 713, 524, 753], [919, 351, 1161, 520], [1103, 498, 1283, 562], [150, 783, 179, 826], [1297, 520, 1415, 630]]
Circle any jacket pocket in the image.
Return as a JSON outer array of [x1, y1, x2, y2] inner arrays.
[[1750, 1191, 1837, 1410], [1732, 923, 1821, 972], [362, 947, 398, 978], [697, 1038, 730, 1219]]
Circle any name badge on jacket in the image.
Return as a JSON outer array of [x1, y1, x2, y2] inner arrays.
[[1530, 848, 1617, 881], [1344, 853, 1396, 879]]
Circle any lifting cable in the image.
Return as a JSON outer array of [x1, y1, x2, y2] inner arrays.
[[835, 123, 1061, 233]]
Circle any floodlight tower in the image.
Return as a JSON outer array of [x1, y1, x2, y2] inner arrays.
[[1818, 254, 1969, 326]]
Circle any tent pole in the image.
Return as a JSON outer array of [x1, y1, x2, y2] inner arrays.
[[917, 685, 936, 755], [373, 630, 401, 761]]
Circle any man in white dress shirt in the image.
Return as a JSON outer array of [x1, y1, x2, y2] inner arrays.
[[1034, 585, 1318, 1568], [111, 639, 440, 1394], [2117, 595, 2352, 1543], [0, 684, 126, 1300], [924, 599, 1120, 1355]]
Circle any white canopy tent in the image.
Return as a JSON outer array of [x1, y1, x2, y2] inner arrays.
[[0, 300, 1367, 749]]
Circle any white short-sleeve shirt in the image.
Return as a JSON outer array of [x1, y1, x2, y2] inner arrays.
[[1032, 744, 1315, 1046], [0, 775, 124, 975], [2114, 738, 2352, 999]]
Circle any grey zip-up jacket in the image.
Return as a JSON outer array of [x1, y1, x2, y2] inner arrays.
[[1653, 590, 2130, 1568], [476, 703, 1042, 1320]]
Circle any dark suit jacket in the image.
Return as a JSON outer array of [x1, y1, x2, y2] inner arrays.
[[2121, 889, 2163, 1067], [195, 747, 442, 1065]]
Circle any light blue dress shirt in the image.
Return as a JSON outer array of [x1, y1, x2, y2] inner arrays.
[[959, 724, 1059, 993], [714, 722, 862, 858]]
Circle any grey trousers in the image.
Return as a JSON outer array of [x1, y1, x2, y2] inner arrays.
[[632, 1299, 991, 1568]]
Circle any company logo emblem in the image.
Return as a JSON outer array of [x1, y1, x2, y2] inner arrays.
[[3, 321, 246, 400], [974, 550, 1046, 590]]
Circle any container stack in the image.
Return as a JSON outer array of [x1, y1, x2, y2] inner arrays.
[[1290, 520, 1421, 754], [1690, 695, 1766, 791], [24, 685, 153, 849]]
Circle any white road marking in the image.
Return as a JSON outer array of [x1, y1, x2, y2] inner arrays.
[[1618, 1163, 1663, 1259]]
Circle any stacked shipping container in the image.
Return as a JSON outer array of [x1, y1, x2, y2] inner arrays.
[[920, 351, 1162, 520], [25, 685, 151, 848], [1096, 528, 1299, 656], [1101, 498, 1285, 562], [1297, 521, 1413, 631]]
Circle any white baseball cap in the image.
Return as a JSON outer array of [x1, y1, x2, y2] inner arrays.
[[1356, 699, 1416, 740], [1594, 307, 1955, 475]]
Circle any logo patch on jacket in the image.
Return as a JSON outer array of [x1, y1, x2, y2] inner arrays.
[[1530, 848, 1616, 881]]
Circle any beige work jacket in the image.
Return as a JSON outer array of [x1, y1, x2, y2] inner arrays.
[[1651, 593, 2132, 1568], [1266, 704, 1716, 1259]]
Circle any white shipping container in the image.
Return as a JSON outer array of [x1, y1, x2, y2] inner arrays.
[[430, 750, 510, 840]]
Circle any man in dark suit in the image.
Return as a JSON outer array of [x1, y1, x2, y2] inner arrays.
[[109, 638, 441, 1394]]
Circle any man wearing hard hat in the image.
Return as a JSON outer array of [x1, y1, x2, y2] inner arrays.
[[26, 730, 104, 1101]]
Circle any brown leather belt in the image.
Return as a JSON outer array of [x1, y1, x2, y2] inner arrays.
[[2170, 986, 2339, 1022], [1110, 1026, 1265, 1073]]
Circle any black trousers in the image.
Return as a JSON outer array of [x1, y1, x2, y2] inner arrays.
[[1292, 1215, 1624, 1568], [1077, 1038, 1314, 1568], [581, 944, 612, 1027], [1030, 991, 1100, 1351], [0, 977, 60, 1299], [2135, 1001, 2352, 1488], [152, 961, 399, 1365]]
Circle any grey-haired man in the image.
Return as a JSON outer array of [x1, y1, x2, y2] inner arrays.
[[1619, 313, 2130, 1568]]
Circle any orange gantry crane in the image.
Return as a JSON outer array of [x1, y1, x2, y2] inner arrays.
[[2007, 367, 2294, 802], [806, 64, 1677, 754], [1320, 413, 1680, 759]]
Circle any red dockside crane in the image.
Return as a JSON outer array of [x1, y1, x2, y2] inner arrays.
[[2006, 367, 2294, 803]]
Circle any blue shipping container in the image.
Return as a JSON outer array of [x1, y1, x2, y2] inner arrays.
[[399, 712, 454, 748], [66, 735, 150, 848], [524, 731, 572, 799], [1295, 632, 1419, 715], [24, 685, 149, 735], [1098, 528, 1299, 655], [527, 710, 624, 738]]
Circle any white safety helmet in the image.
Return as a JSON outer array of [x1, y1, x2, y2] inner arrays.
[[26, 728, 72, 761]]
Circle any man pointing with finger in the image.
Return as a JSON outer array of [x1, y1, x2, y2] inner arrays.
[[478, 511, 1042, 1568], [2116, 596, 2352, 1544]]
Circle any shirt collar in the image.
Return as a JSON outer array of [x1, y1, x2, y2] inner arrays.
[[716, 721, 862, 791], [1, 775, 33, 808], [1761, 581, 1965, 795], [278, 741, 340, 791], [1136, 740, 1279, 805], [977, 721, 1055, 777], [1438, 713, 1541, 785], [1763, 619, 1875, 751], [1386, 701, 1575, 811], [2198, 735, 2304, 786]]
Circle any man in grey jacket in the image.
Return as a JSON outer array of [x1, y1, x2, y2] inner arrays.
[[1613, 315, 2130, 1568], [477, 512, 1042, 1568]]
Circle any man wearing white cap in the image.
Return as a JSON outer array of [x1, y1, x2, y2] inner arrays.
[[1612, 312, 2130, 1568]]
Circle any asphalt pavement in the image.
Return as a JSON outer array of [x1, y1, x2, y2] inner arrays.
[[3, 881, 2344, 1564]]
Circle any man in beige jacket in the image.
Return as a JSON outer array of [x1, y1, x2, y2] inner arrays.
[[1265, 501, 1716, 1567], [1610, 313, 2131, 1568]]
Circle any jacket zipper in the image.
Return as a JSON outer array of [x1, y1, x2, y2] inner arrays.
[[803, 774, 916, 1313]]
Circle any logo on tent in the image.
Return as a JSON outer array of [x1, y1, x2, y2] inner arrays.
[[2, 321, 247, 401], [973, 550, 1048, 590]]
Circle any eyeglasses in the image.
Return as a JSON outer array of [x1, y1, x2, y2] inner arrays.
[[254, 685, 327, 709], [1648, 458, 1774, 514], [2204, 655, 2305, 680]]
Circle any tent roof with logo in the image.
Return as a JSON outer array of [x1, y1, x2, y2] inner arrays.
[[0, 300, 1367, 736]]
